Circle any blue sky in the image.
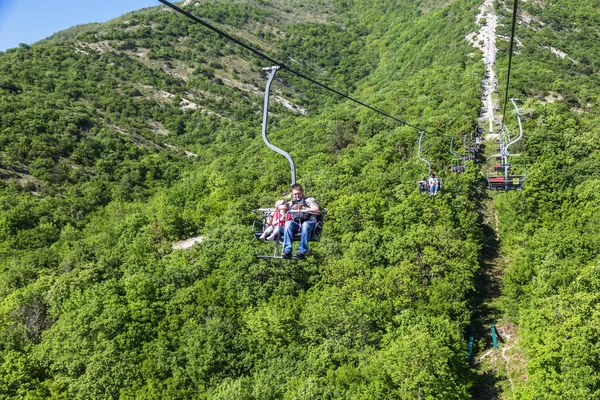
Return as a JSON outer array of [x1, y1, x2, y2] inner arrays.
[[0, 0, 163, 52]]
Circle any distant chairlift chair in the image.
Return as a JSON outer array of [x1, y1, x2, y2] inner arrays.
[[417, 131, 442, 194], [486, 99, 526, 190], [449, 136, 465, 173], [463, 133, 477, 161]]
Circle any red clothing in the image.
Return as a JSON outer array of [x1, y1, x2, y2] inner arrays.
[[270, 211, 291, 228]]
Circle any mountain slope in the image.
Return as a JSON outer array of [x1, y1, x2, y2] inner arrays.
[[0, 0, 599, 398]]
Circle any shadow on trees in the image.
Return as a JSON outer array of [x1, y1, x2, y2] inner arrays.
[[472, 370, 504, 400], [469, 187, 508, 397]]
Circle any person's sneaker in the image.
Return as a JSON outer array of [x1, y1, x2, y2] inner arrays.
[[281, 252, 292, 259], [292, 252, 305, 260]]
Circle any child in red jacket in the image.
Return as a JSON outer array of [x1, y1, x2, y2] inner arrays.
[[260, 200, 291, 240]]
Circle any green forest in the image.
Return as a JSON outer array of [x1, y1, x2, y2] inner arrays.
[[0, 0, 599, 398]]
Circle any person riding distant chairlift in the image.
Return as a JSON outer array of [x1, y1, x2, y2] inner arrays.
[[282, 183, 320, 260], [259, 200, 290, 241], [428, 173, 439, 196]]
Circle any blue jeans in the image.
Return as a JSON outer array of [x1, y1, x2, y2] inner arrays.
[[283, 220, 315, 254], [429, 184, 438, 195]]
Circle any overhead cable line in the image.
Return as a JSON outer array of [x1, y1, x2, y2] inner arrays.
[[500, 0, 519, 125], [157, 0, 437, 136]]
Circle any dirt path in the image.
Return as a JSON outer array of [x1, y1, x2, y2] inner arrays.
[[467, 3, 528, 397], [466, 0, 500, 138]]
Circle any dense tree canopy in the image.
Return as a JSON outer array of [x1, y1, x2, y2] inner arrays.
[[0, 0, 599, 398]]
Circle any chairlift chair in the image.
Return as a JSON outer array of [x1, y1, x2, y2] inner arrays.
[[486, 99, 526, 190], [486, 161, 525, 190], [449, 136, 465, 173], [253, 208, 327, 259], [463, 133, 477, 161], [253, 66, 326, 259], [417, 132, 442, 194]]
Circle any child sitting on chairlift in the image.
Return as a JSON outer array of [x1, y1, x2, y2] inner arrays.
[[260, 200, 291, 241]]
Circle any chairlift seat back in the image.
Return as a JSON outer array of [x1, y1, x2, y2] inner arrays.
[[488, 175, 525, 190]]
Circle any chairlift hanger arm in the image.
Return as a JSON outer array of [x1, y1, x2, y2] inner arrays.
[[462, 134, 473, 153], [417, 131, 431, 175], [449, 136, 460, 165], [505, 98, 523, 152], [261, 66, 296, 185]]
